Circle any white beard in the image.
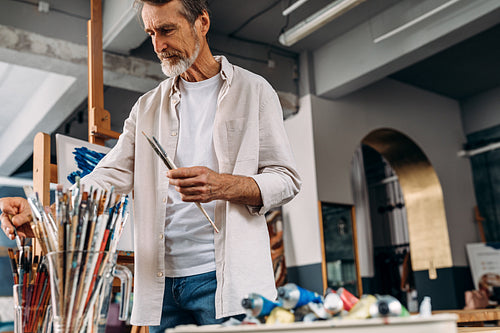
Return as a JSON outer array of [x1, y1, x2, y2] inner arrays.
[[160, 39, 200, 77]]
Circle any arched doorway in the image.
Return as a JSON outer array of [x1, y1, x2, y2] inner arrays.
[[352, 128, 453, 307]]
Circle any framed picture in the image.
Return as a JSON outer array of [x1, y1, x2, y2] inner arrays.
[[466, 242, 500, 300]]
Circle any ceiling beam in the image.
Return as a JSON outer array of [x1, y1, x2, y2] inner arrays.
[[312, 0, 500, 99]]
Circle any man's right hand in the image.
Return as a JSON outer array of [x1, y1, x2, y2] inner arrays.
[[0, 197, 34, 240]]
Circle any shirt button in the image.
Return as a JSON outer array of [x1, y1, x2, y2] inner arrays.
[[171, 131, 178, 136], [162, 197, 167, 203], [159, 234, 164, 240], [157, 272, 164, 277]]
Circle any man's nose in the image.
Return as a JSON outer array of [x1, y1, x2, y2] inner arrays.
[[153, 35, 167, 54]]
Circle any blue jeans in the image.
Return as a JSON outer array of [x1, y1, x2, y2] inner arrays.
[[149, 271, 244, 332]]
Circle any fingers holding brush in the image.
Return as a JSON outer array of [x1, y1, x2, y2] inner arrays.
[[0, 197, 34, 239], [167, 166, 263, 206], [167, 166, 220, 203], [1, 213, 16, 240]]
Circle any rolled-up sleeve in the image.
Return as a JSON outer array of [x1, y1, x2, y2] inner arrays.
[[248, 86, 301, 215]]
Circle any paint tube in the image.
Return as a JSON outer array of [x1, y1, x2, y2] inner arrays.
[[323, 289, 344, 315], [303, 302, 330, 321], [241, 293, 279, 318], [302, 312, 320, 322], [369, 295, 409, 318], [277, 283, 323, 310], [241, 316, 261, 325], [296, 291, 343, 322], [265, 307, 295, 324], [337, 287, 359, 311], [345, 294, 377, 319]]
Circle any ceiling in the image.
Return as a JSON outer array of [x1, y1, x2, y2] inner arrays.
[[390, 21, 500, 100], [130, 1, 403, 68], [1, 0, 499, 178], [209, 0, 401, 52]]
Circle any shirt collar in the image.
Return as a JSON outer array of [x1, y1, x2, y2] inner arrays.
[[216, 55, 233, 85], [168, 55, 233, 97]]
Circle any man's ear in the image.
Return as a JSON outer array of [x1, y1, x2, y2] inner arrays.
[[197, 10, 210, 36]]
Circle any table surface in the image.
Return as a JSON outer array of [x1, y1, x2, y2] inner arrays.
[[434, 309, 500, 323], [457, 328, 500, 332], [166, 314, 459, 333]]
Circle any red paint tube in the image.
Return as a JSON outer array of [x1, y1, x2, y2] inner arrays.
[[337, 287, 359, 311]]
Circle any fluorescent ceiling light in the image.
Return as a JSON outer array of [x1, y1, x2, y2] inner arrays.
[[279, 0, 366, 47], [373, 0, 461, 43], [282, 0, 309, 16]]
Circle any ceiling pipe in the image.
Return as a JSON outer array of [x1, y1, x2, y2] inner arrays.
[[278, 0, 366, 47], [458, 141, 500, 158]]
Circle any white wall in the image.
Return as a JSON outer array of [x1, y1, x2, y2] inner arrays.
[[461, 86, 500, 135], [305, 78, 478, 267], [284, 0, 500, 271], [282, 95, 322, 268]]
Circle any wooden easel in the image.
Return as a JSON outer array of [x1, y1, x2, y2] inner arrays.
[[87, 0, 120, 145], [33, 0, 120, 204], [33, 1, 147, 331]]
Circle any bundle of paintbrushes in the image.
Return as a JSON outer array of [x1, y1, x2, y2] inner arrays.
[[22, 181, 130, 333], [9, 246, 52, 333], [22, 180, 129, 255]]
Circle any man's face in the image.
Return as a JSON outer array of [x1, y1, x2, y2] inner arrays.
[[142, 0, 201, 77]]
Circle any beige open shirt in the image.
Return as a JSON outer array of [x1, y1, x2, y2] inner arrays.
[[81, 56, 301, 326]]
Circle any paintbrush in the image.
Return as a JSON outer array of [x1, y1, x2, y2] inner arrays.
[[8, 248, 19, 284], [142, 131, 219, 233], [22, 186, 49, 254], [6, 216, 24, 252]]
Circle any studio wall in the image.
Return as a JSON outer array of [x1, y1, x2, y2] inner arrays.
[[282, 77, 481, 302]]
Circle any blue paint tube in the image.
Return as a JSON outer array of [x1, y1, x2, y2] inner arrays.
[[241, 293, 279, 318], [277, 283, 323, 310]]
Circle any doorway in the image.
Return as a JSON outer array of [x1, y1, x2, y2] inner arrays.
[[361, 144, 415, 310], [352, 128, 452, 310]]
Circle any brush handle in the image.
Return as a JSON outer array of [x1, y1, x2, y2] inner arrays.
[[195, 202, 219, 233]]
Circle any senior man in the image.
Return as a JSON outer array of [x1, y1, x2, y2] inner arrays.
[[1, 0, 301, 331]]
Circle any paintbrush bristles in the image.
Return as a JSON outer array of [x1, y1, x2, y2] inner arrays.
[[22, 185, 129, 255]]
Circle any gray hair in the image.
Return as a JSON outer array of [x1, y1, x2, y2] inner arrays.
[[134, 0, 210, 26]]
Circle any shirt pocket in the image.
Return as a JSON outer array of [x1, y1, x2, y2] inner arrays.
[[225, 118, 258, 163]]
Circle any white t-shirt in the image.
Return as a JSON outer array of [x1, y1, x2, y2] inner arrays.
[[164, 73, 223, 277]]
